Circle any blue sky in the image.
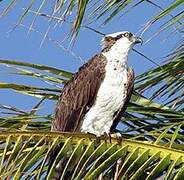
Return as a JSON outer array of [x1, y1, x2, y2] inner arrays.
[[0, 1, 182, 116]]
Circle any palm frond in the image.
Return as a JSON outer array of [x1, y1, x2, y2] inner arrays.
[[151, 0, 184, 24], [0, 132, 183, 179], [0, 59, 72, 78], [0, 59, 73, 99], [0, 82, 59, 99], [1, 1, 183, 39], [135, 43, 184, 109], [1, 57, 183, 138]]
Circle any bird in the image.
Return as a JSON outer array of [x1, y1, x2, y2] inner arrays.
[[52, 31, 142, 136], [48, 31, 142, 179]]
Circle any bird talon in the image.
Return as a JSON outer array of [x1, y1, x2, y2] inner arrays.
[[100, 132, 112, 143], [110, 133, 122, 144], [87, 132, 97, 142]]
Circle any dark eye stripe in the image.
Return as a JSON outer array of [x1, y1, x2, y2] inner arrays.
[[116, 34, 123, 39], [129, 32, 133, 37]]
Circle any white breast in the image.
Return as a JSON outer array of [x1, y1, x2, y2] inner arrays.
[[80, 48, 128, 136]]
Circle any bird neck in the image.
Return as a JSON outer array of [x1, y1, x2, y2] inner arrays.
[[102, 45, 130, 68]]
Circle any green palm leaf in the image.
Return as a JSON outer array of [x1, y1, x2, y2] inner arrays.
[[0, 59, 72, 78], [0, 132, 183, 179], [1, 0, 184, 38], [136, 44, 184, 109]]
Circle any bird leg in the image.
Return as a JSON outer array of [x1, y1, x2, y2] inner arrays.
[[100, 132, 112, 143], [86, 132, 122, 144], [110, 132, 123, 144], [100, 132, 123, 144], [87, 132, 97, 141], [87, 132, 104, 145]]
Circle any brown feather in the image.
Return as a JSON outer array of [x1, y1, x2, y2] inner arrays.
[[52, 53, 107, 132]]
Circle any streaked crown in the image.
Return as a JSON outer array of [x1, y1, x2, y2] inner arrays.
[[101, 31, 142, 52]]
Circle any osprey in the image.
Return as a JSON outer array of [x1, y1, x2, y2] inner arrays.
[[48, 31, 142, 179], [52, 31, 142, 136]]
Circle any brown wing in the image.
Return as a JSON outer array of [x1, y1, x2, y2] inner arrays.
[[52, 54, 107, 132], [110, 67, 134, 132]]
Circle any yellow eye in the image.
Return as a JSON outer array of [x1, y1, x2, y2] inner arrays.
[[124, 32, 133, 38]]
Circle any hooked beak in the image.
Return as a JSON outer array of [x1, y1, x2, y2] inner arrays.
[[135, 37, 143, 45]]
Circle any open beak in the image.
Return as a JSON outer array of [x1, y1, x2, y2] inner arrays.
[[135, 37, 143, 45]]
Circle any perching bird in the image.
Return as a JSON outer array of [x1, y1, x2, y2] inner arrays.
[[52, 31, 142, 136], [49, 31, 142, 179]]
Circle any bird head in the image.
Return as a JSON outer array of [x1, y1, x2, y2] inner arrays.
[[101, 31, 142, 52]]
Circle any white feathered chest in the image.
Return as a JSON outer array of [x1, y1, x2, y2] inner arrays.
[[80, 46, 129, 136]]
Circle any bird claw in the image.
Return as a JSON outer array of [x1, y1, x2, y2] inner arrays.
[[110, 132, 123, 144], [87, 132, 122, 144], [87, 132, 98, 142], [100, 132, 122, 144]]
